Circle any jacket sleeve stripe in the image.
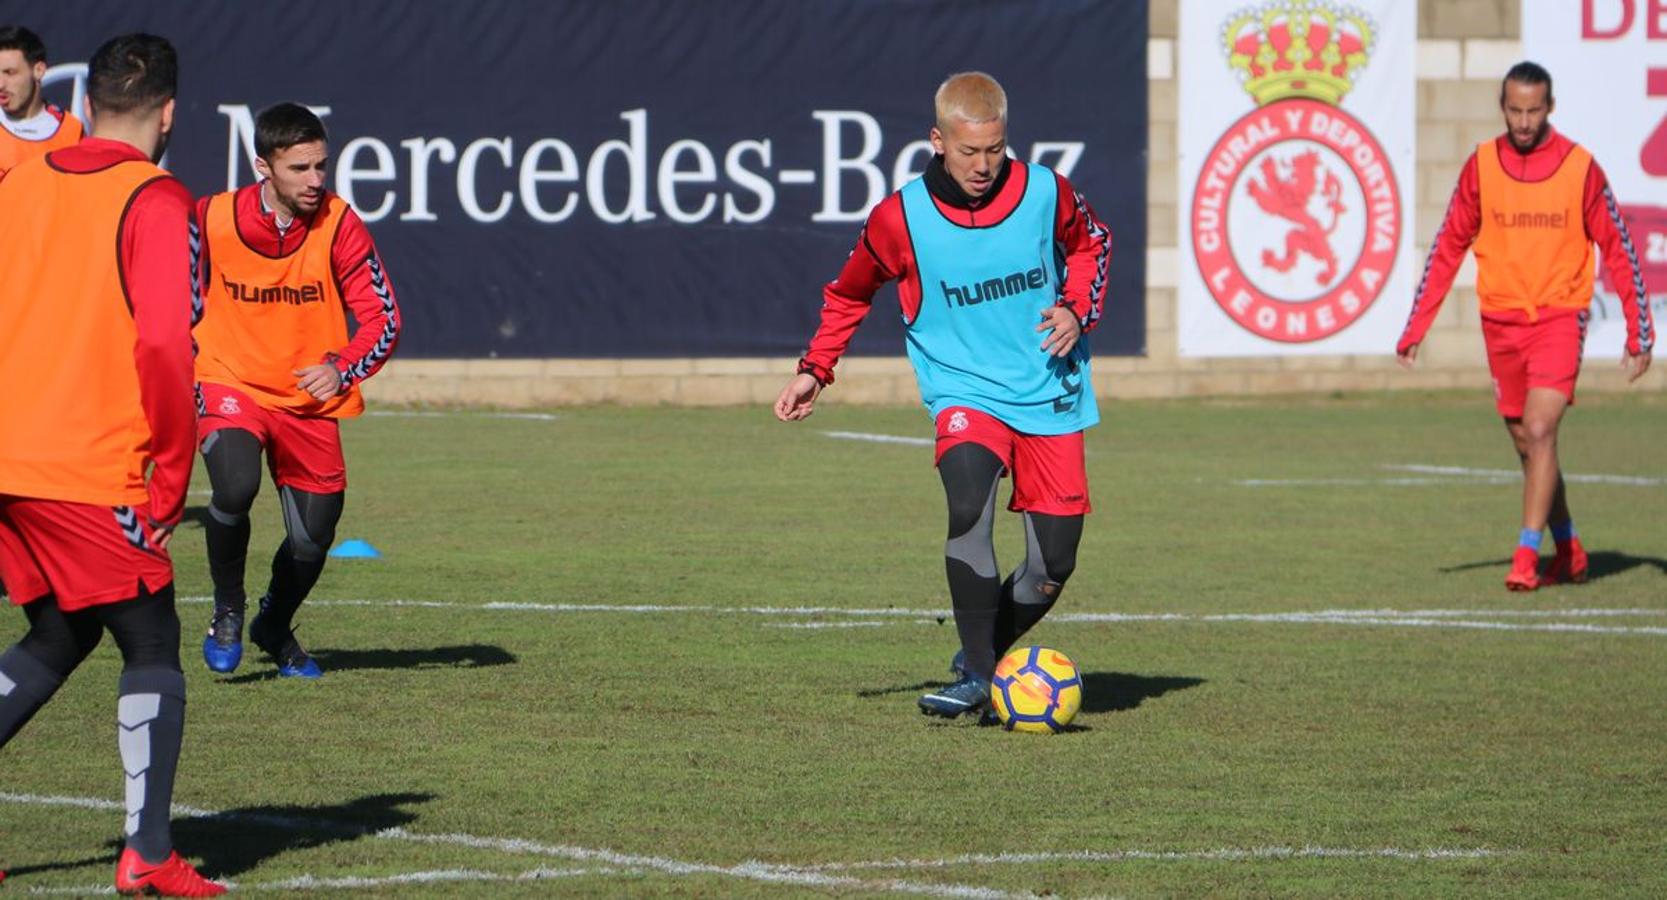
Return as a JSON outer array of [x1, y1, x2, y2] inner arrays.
[[1602, 185, 1653, 352], [342, 252, 400, 386]]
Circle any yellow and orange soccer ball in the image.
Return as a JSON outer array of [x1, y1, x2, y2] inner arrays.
[[990, 646, 1083, 733]]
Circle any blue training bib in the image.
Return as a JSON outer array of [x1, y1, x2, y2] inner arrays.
[[898, 162, 1098, 435]]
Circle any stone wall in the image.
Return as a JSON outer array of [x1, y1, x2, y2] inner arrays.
[[364, 0, 1664, 409]]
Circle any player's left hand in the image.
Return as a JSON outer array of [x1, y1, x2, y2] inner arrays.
[[1622, 350, 1652, 383], [1037, 306, 1081, 358], [295, 364, 345, 401]]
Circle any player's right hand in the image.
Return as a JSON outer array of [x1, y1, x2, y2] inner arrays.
[[774, 373, 822, 422], [147, 520, 175, 551], [1396, 343, 1419, 369]]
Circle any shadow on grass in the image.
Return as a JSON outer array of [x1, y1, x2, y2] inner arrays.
[[134, 791, 435, 879], [859, 672, 1206, 717], [3, 852, 118, 880], [218, 644, 516, 684], [1078, 672, 1205, 714], [1438, 551, 1667, 583], [856, 679, 943, 699]]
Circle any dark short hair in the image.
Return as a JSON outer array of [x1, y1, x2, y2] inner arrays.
[[0, 25, 47, 67], [87, 33, 176, 116], [255, 102, 328, 160], [1501, 60, 1553, 105]]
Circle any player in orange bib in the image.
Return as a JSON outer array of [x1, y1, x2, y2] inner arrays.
[[0, 25, 83, 178], [1397, 62, 1654, 592], [195, 103, 401, 679], [0, 34, 223, 897]]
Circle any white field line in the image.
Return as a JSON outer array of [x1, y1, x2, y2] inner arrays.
[[765, 621, 898, 629], [1233, 477, 1517, 487], [365, 410, 559, 421], [4, 792, 1509, 898], [800, 845, 1510, 872], [1237, 464, 1664, 488], [0, 793, 1024, 900], [175, 596, 1667, 637], [1048, 610, 1667, 636], [823, 430, 934, 447], [253, 866, 616, 889], [25, 866, 622, 895], [1311, 607, 1666, 619]]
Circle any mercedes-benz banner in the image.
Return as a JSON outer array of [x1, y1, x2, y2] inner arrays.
[[26, 1, 1148, 359]]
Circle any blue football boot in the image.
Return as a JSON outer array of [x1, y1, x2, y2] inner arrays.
[[949, 648, 968, 679], [918, 674, 991, 718], [201, 602, 245, 673], [249, 597, 322, 679]]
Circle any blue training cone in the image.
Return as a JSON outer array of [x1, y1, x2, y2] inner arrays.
[[329, 538, 382, 559]]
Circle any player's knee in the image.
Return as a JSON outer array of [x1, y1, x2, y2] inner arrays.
[[1522, 418, 1559, 450], [1029, 513, 1082, 587], [208, 470, 259, 518], [945, 493, 990, 537], [208, 495, 253, 525], [284, 527, 328, 563], [17, 605, 104, 678], [1041, 547, 1077, 586], [281, 488, 343, 563], [943, 492, 997, 576]]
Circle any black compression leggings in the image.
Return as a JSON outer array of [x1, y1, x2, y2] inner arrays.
[[18, 584, 182, 678]]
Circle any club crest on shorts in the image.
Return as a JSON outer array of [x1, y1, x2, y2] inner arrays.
[[218, 394, 240, 415], [947, 410, 969, 433], [1190, 0, 1401, 343]]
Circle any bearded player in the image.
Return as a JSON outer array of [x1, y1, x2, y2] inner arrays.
[[1398, 62, 1653, 591]]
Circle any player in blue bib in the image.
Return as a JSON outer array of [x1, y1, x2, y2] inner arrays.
[[775, 72, 1113, 721]]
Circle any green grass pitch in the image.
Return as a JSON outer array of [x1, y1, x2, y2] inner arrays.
[[2, 391, 1664, 897]]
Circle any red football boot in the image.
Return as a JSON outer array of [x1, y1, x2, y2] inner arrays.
[[115, 848, 225, 897], [1505, 546, 1540, 592], [1544, 537, 1589, 586]]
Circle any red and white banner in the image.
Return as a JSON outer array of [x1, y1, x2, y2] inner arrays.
[[1524, 0, 1667, 358], [1178, 0, 1416, 356]]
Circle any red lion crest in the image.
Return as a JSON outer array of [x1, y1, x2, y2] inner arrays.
[[1247, 150, 1346, 285]]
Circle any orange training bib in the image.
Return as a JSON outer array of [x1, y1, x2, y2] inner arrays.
[[196, 191, 364, 417], [1473, 140, 1594, 320], [0, 111, 82, 177], [0, 155, 170, 505]]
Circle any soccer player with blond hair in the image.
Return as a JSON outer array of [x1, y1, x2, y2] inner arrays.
[[776, 72, 1113, 720]]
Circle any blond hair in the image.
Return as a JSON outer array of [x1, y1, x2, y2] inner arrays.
[[934, 72, 1007, 131]]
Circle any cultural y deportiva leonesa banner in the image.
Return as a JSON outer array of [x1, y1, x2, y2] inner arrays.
[[1523, 0, 1667, 359], [1177, 0, 1415, 357], [24, 1, 1146, 359]]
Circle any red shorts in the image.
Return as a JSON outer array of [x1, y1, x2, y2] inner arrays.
[[933, 406, 1090, 515], [1482, 311, 1586, 418], [199, 383, 346, 493], [0, 495, 173, 610]]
